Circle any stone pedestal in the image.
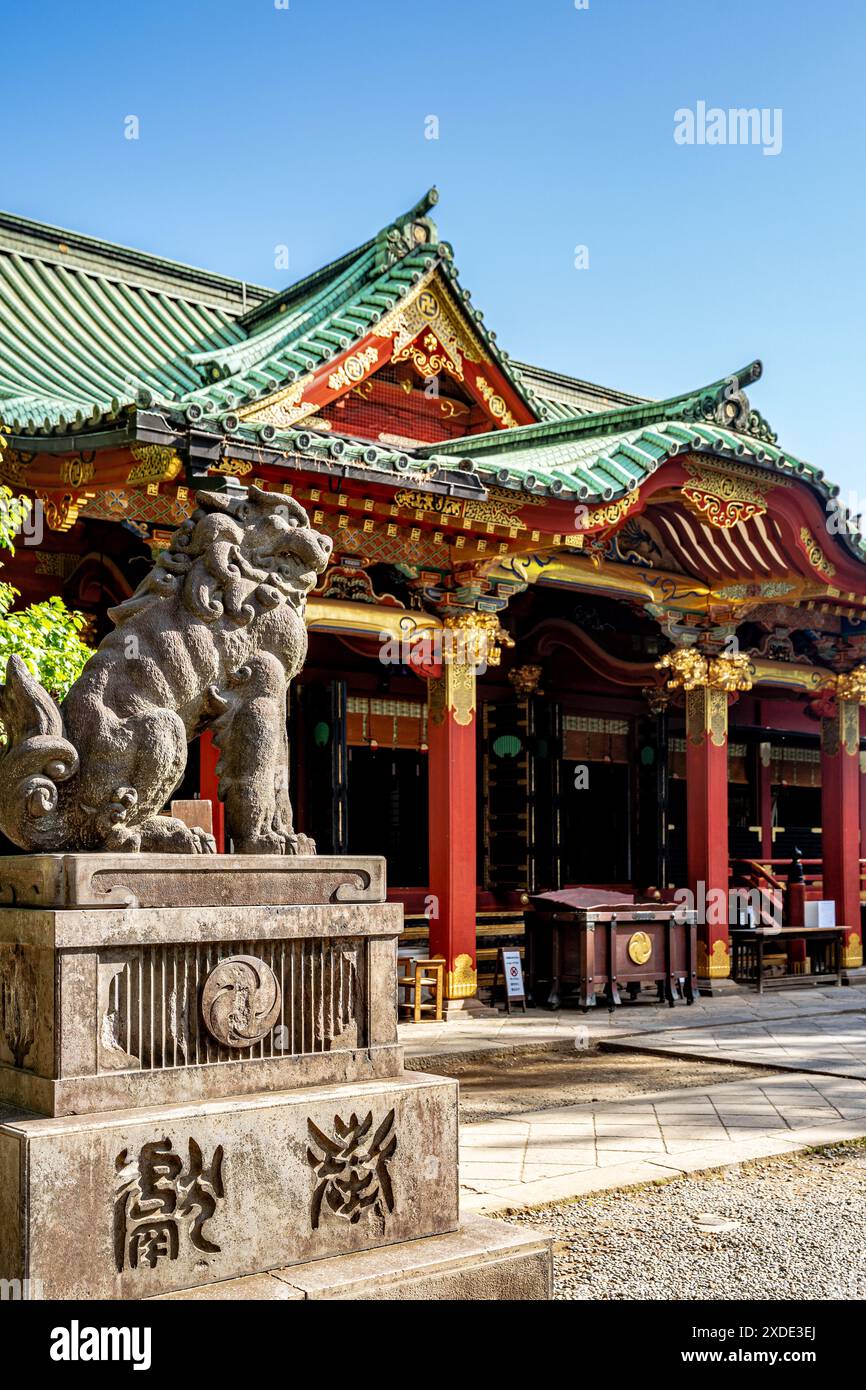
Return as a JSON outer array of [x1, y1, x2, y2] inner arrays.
[[0, 854, 551, 1301]]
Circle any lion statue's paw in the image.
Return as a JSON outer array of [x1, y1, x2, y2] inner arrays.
[[285, 832, 317, 857]]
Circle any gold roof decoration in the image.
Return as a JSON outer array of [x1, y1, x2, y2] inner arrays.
[[681, 460, 774, 530], [443, 611, 515, 667], [508, 664, 544, 696], [832, 666, 866, 703], [657, 647, 753, 693]]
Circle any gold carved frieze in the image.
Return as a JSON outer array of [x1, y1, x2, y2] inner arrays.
[[394, 489, 462, 519], [327, 347, 379, 393], [373, 272, 489, 381], [462, 494, 528, 530], [681, 461, 772, 529], [126, 444, 183, 487], [697, 938, 731, 979], [474, 375, 518, 429], [579, 489, 641, 532], [446, 952, 478, 1000], [799, 527, 836, 578], [239, 380, 319, 430]]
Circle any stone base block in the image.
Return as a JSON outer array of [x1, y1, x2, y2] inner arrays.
[[0, 1073, 457, 1300], [0, 853, 385, 910], [0, 895, 402, 1116], [156, 1216, 553, 1301]]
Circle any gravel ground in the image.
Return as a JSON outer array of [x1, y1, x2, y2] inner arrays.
[[507, 1141, 866, 1300], [408, 1044, 763, 1123]]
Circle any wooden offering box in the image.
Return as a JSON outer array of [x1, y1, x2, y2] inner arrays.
[[525, 891, 699, 1011]]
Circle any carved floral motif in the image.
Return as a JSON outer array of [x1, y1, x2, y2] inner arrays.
[[799, 527, 836, 578], [327, 347, 379, 392], [474, 375, 518, 428]]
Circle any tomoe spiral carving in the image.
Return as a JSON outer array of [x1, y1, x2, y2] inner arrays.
[[201, 955, 281, 1048]]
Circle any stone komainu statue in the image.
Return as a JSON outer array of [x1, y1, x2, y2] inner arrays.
[[0, 486, 331, 854]]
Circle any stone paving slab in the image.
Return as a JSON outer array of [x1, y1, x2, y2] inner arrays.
[[458, 1072, 866, 1214], [602, 1006, 866, 1080], [401, 984, 866, 1062]]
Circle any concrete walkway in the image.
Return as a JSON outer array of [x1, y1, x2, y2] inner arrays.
[[398, 985, 866, 1213], [400, 983, 866, 1061], [603, 1009, 866, 1079], [459, 1072, 866, 1214]]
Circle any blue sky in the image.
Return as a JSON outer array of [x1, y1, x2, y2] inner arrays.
[[1, 0, 863, 495]]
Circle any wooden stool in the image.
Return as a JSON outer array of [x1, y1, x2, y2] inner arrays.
[[397, 957, 445, 1023]]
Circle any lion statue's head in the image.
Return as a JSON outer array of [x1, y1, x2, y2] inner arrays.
[[111, 485, 332, 628]]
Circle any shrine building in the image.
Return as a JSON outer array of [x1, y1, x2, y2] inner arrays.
[[1, 188, 864, 1002]]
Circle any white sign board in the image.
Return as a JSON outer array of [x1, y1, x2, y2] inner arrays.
[[501, 949, 525, 1000], [804, 900, 836, 928]]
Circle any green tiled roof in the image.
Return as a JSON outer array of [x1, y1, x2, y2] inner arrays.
[[436, 417, 820, 500], [512, 361, 649, 420], [415, 359, 802, 498], [174, 189, 540, 422], [0, 190, 541, 436], [0, 210, 269, 434], [0, 199, 861, 560], [411, 360, 866, 560]]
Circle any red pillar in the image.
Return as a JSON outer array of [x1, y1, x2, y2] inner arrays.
[[425, 661, 478, 1001], [685, 685, 731, 980], [821, 700, 862, 967], [199, 730, 225, 853]]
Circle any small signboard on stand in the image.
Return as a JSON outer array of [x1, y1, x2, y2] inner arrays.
[[493, 947, 526, 1013]]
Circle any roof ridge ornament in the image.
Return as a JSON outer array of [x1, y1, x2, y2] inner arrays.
[[678, 360, 777, 445], [380, 188, 440, 266]]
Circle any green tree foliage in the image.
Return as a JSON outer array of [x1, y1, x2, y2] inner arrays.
[[0, 480, 92, 706]]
